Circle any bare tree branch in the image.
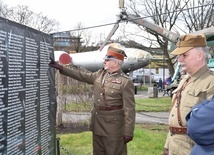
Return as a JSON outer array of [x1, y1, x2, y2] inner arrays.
[[0, 3, 59, 33], [0, 1, 10, 18], [181, 0, 214, 32], [123, 0, 213, 76]]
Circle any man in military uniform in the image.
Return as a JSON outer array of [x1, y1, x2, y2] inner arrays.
[[162, 34, 214, 155], [49, 43, 136, 155]]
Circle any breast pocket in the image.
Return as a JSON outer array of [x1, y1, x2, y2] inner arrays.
[[106, 84, 121, 97], [187, 89, 206, 99], [186, 89, 207, 108]]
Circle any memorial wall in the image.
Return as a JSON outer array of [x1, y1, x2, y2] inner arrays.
[[0, 17, 57, 155]]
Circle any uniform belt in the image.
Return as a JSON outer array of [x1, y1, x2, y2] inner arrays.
[[95, 105, 123, 111], [169, 126, 187, 134]]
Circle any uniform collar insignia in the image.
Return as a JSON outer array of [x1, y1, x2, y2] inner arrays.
[[108, 72, 118, 77]]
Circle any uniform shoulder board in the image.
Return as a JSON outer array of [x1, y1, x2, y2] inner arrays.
[[120, 73, 130, 79]]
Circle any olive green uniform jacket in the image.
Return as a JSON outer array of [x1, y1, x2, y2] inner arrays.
[[164, 65, 214, 155], [60, 66, 136, 137]]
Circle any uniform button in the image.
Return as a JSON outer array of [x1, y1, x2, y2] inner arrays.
[[111, 91, 113, 93], [100, 93, 102, 95], [95, 112, 98, 114], [171, 114, 174, 117], [98, 99, 100, 102]]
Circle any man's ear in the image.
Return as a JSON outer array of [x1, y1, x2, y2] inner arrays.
[[197, 50, 204, 60]]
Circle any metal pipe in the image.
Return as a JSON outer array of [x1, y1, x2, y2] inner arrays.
[[56, 138, 60, 155]]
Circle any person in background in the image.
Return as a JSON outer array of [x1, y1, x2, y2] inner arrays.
[[165, 76, 172, 86], [162, 34, 214, 155], [163, 77, 170, 96], [163, 76, 172, 96], [158, 78, 163, 92], [49, 43, 136, 155], [186, 95, 214, 155]]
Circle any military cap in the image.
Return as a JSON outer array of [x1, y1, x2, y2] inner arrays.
[[104, 43, 127, 61], [171, 34, 207, 55]]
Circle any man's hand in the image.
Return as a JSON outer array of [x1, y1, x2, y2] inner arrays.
[[123, 136, 133, 144], [49, 57, 63, 70], [162, 148, 169, 155]]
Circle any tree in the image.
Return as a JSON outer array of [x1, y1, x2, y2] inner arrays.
[[7, 5, 34, 25], [69, 22, 104, 53], [0, 1, 10, 18], [69, 22, 90, 53], [181, 0, 214, 60], [30, 12, 59, 33], [181, 0, 214, 32], [124, 0, 190, 76], [0, 2, 59, 33], [124, 0, 213, 76]]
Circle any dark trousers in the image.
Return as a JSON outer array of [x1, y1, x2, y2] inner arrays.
[[93, 133, 127, 155]]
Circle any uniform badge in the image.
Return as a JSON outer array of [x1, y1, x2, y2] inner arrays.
[[112, 79, 121, 84]]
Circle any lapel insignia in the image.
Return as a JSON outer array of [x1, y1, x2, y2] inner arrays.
[[112, 79, 121, 84]]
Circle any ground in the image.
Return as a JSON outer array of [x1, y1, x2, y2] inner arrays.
[[56, 123, 89, 134], [56, 122, 168, 134]]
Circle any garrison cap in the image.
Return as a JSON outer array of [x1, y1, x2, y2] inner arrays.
[[171, 34, 207, 55], [104, 43, 127, 61]]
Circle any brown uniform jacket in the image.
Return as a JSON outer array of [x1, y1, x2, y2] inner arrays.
[[60, 66, 136, 137], [164, 65, 214, 155]]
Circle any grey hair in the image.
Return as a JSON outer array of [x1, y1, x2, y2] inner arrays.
[[115, 59, 124, 66], [194, 46, 207, 53], [194, 46, 209, 61]]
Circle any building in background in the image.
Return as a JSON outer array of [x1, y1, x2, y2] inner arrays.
[[52, 32, 81, 52]]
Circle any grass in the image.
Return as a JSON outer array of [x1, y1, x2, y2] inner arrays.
[[135, 97, 171, 112], [58, 96, 171, 155], [66, 96, 171, 112], [57, 124, 168, 155]]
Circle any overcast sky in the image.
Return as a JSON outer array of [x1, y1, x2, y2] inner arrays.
[[3, 0, 121, 34]]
